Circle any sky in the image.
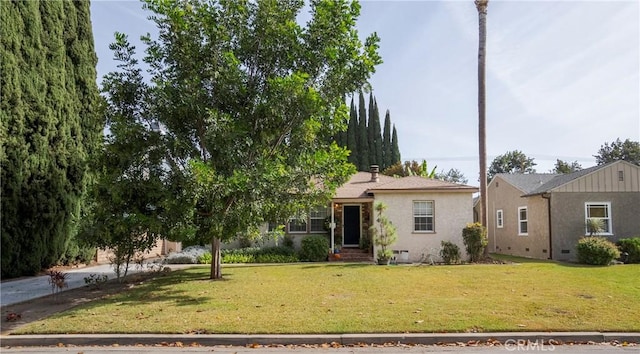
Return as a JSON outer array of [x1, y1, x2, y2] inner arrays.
[[90, 0, 640, 186]]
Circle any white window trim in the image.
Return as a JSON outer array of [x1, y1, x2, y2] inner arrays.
[[413, 200, 435, 233], [496, 209, 504, 229], [518, 207, 528, 236], [584, 202, 613, 236]]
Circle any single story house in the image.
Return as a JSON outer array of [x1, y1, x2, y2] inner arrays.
[[276, 166, 478, 262], [486, 160, 640, 261]]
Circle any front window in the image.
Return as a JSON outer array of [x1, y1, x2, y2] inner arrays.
[[414, 201, 434, 232], [496, 209, 503, 228], [310, 207, 328, 232], [585, 202, 611, 235], [518, 207, 528, 235], [288, 217, 307, 233]]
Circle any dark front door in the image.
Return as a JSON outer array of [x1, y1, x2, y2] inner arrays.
[[343, 205, 361, 246]]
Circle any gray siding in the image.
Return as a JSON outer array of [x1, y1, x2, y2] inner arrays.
[[555, 162, 640, 193], [550, 191, 640, 261]]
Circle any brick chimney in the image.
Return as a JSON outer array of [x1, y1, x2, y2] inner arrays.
[[370, 165, 380, 182]]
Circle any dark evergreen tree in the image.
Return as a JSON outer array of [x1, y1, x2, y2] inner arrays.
[[367, 94, 376, 166], [1, 0, 101, 278], [347, 98, 359, 167], [391, 124, 401, 165], [372, 97, 383, 167], [357, 92, 369, 170], [382, 110, 392, 170]]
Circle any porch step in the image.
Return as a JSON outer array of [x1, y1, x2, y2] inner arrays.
[[330, 247, 373, 262]]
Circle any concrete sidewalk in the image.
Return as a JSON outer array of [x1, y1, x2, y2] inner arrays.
[[0, 332, 638, 348], [0, 262, 173, 307]]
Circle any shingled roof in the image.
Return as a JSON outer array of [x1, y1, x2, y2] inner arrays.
[[494, 162, 629, 197], [493, 173, 559, 194], [334, 172, 478, 200], [333, 171, 396, 199], [524, 163, 612, 196]]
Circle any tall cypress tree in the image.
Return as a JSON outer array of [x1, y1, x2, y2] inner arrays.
[[357, 92, 369, 171], [391, 124, 401, 165], [1, 0, 101, 278], [367, 93, 376, 166], [346, 97, 359, 167], [372, 98, 382, 167], [382, 109, 392, 170]]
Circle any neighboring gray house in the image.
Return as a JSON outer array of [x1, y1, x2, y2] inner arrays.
[[487, 161, 640, 261]]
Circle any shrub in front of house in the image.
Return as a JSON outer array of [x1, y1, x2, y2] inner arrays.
[[576, 237, 620, 265], [440, 241, 461, 264], [462, 222, 488, 262], [616, 237, 640, 263], [299, 235, 329, 262], [197, 252, 212, 264], [220, 246, 299, 264]]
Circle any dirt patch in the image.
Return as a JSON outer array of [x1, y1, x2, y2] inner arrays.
[[0, 271, 162, 335]]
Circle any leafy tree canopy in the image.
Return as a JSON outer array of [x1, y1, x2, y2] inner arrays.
[[594, 138, 640, 166], [551, 159, 582, 174], [436, 168, 468, 184], [488, 150, 536, 181], [104, 0, 381, 279], [382, 160, 436, 178]]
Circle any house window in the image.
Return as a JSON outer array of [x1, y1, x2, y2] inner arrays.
[[618, 171, 624, 182], [585, 202, 611, 235], [496, 209, 504, 228], [413, 201, 434, 232], [288, 217, 307, 233], [518, 207, 528, 235], [310, 207, 328, 232]]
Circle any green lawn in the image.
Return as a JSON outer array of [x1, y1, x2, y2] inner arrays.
[[16, 258, 640, 334]]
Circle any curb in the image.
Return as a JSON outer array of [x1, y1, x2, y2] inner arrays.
[[1, 332, 638, 347]]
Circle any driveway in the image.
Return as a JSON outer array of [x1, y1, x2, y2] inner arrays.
[[0, 263, 160, 307]]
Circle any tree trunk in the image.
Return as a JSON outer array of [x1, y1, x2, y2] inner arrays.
[[476, 0, 489, 256], [210, 237, 222, 279]]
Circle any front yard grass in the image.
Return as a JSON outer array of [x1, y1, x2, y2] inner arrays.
[[15, 258, 640, 334]]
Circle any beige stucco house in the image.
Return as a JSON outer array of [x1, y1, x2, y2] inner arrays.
[[487, 161, 640, 261], [324, 167, 478, 262]]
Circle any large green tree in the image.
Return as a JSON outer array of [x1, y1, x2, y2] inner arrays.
[[79, 37, 167, 280], [1, 0, 102, 278], [105, 0, 381, 279], [594, 138, 640, 166], [488, 150, 536, 181]]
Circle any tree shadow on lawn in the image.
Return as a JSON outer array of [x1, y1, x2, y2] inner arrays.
[[106, 269, 230, 307], [0, 269, 223, 334], [300, 263, 371, 270]]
